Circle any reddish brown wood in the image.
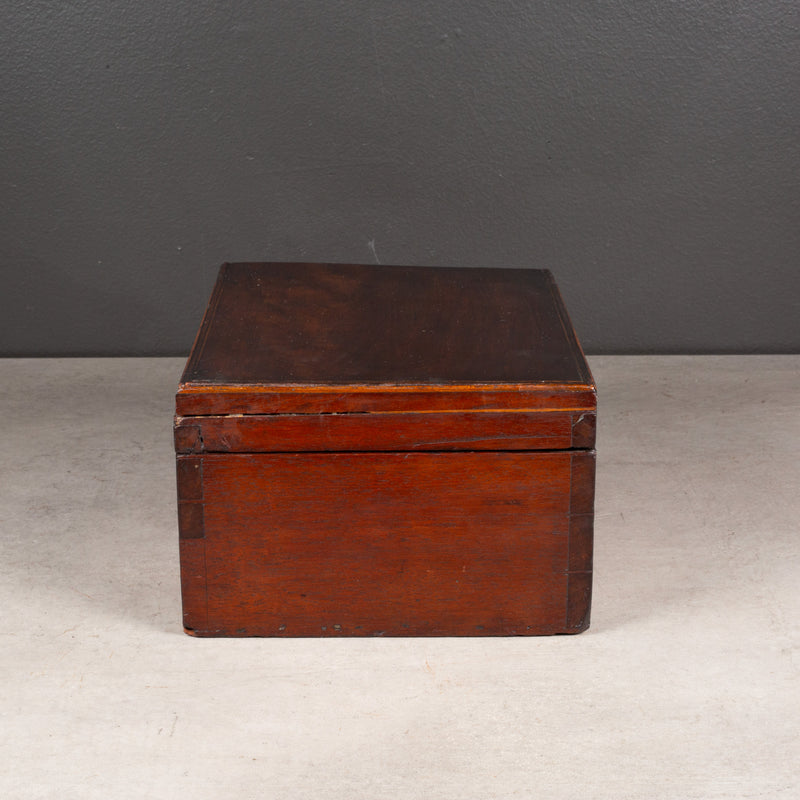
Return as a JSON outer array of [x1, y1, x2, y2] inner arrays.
[[174, 410, 596, 454], [182, 263, 592, 385], [175, 263, 597, 637], [174, 422, 202, 454], [566, 450, 596, 632], [176, 456, 204, 538], [176, 263, 595, 416], [182, 452, 591, 637], [180, 539, 208, 632], [571, 411, 597, 450], [177, 456, 208, 631], [175, 384, 596, 416]]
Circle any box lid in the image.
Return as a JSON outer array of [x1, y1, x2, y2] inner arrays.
[[176, 263, 595, 418]]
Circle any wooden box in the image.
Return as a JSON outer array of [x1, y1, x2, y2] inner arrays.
[[175, 263, 596, 636]]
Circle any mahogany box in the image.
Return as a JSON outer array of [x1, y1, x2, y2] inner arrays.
[[175, 263, 596, 636]]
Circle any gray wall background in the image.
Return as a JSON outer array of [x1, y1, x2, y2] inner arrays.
[[2, 1, 798, 356]]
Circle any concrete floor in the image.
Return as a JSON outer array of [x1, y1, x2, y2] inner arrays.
[[1, 356, 798, 799]]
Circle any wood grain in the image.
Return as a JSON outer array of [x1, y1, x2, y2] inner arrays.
[[179, 451, 593, 637], [176, 263, 595, 416], [181, 263, 592, 385], [566, 450, 596, 632], [176, 263, 597, 637], [175, 384, 596, 416], [174, 410, 596, 453]]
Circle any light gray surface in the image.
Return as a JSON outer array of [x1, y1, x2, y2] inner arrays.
[[2, 358, 799, 799], [3, 4, 800, 355]]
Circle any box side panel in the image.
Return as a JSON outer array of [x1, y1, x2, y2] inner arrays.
[[176, 456, 208, 632], [189, 451, 576, 637], [545, 270, 595, 388], [175, 410, 597, 453], [179, 263, 229, 386], [566, 450, 596, 632]]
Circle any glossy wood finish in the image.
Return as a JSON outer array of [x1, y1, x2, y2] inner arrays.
[[176, 263, 594, 416], [178, 451, 594, 637], [176, 263, 596, 636], [175, 384, 597, 416], [174, 409, 597, 453], [182, 263, 592, 384]]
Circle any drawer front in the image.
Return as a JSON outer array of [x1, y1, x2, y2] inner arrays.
[[178, 450, 594, 636]]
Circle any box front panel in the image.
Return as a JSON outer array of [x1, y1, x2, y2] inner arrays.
[[181, 451, 586, 636]]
